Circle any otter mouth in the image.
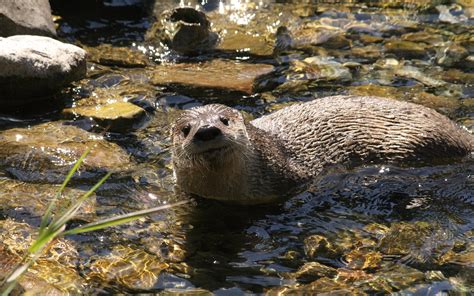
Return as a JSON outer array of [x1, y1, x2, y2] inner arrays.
[[199, 145, 231, 156]]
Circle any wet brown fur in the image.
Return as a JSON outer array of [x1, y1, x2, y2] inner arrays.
[[171, 95, 473, 204]]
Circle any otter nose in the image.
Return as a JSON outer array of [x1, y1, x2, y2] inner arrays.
[[193, 125, 222, 141]]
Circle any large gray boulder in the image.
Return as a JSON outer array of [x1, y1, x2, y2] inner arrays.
[[0, 35, 87, 105], [0, 0, 56, 37]]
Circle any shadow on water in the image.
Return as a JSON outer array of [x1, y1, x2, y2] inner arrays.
[[183, 199, 284, 292]]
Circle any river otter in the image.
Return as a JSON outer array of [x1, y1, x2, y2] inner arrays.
[[171, 95, 473, 204]]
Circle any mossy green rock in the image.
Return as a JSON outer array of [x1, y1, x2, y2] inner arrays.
[[0, 121, 132, 183], [64, 101, 147, 132]]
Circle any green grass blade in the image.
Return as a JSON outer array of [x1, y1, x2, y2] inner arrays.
[[1, 281, 17, 296], [28, 225, 66, 254], [39, 147, 92, 234], [49, 172, 112, 232], [63, 201, 189, 235]]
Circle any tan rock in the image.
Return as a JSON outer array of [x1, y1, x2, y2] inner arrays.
[[150, 59, 274, 95], [64, 101, 147, 132]]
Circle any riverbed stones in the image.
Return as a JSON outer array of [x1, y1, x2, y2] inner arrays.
[[0, 121, 131, 183], [150, 59, 274, 95], [0, 35, 87, 104], [0, 0, 56, 37]]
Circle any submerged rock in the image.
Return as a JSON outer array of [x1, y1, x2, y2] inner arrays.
[[304, 234, 339, 259], [441, 69, 474, 85], [218, 29, 273, 56], [439, 241, 474, 267], [86, 245, 169, 291], [356, 264, 425, 293], [344, 249, 383, 270], [384, 40, 429, 59], [0, 121, 132, 183], [0, 0, 56, 37], [0, 219, 86, 294], [86, 44, 149, 68], [379, 222, 437, 261], [454, 33, 474, 54], [0, 178, 96, 221], [394, 66, 446, 87], [437, 5, 467, 24], [266, 276, 361, 295], [288, 56, 352, 82], [401, 30, 444, 45], [357, 34, 384, 45], [288, 25, 343, 49], [0, 35, 86, 105], [150, 59, 274, 95], [288, 261, 337, 281], [350, 45, 382, 61]]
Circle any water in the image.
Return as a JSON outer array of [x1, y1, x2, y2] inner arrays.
[[0, 0, 473, 294]]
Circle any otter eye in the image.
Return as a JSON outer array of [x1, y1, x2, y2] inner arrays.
[[181, 124, 191, 137], [220, 116, 229, 126]]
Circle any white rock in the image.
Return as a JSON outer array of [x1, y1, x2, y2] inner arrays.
[[0, 0, 56, 37], [0, 35, 87, 103]]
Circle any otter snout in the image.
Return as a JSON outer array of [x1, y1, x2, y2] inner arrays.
[[193, 125, 222, 142]]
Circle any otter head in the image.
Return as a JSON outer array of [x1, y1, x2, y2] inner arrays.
[[170, 104, 301, 204], [171, 104, 250, 171]]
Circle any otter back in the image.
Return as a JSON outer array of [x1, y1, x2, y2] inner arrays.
[[251, 95, 473, 178]]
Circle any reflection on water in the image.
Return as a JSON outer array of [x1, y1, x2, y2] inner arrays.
[[0, 0, 473, 294]]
